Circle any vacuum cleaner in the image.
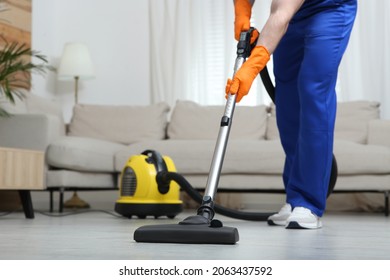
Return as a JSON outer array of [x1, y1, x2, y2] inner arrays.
[[115, 150, 183, 219], [121, 28, 338, 244]]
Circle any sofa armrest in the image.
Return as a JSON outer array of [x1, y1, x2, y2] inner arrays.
[[0, 114, 65, 151], [367, 119, 390, 148]]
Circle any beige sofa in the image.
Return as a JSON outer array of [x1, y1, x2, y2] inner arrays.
[[1, 96, 389, 214]]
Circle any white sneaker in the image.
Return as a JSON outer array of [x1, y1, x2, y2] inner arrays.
[[286, 207, 322, 229], [267, 203, 292, 226]]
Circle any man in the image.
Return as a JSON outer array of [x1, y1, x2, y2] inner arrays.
[[226, 0, 357, 229]]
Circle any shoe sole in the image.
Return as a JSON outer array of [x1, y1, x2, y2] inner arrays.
[[267, 219, 286, 226], [286, 221, 322, 229]]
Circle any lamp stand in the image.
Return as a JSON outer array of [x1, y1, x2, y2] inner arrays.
[[74, 76, 79, 104], [64, 191, 90, 209], [64, 75, 90, 209]]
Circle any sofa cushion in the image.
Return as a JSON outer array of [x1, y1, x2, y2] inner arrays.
[[335, 101, 380, 144], [334, 140, 390, 175], [266, 101, 381, 143], [46, 170, 116, 188], [26, 94, 66, 135], [47, 136, 126, 172], [167, 100, 268, 140], [114, 139, 285, 175], [367, 119, 390, 148], [68, 102, 170, 145], [114, 139, 390, 177], [26, 94, 63, 118]]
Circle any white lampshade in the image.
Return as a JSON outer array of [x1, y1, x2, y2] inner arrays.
[[58, 42, 95, 80]]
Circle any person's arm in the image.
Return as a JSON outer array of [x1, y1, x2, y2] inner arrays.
[[234, 0, 257, 42], [234, 0, 255, 5], [257, 0, 305, 54], [226, 0, 305, 103]]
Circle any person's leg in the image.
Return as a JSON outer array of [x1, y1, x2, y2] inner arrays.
[[267, 25, 304, 226], [273, 27, 304, 193], [286, 1, 357, 220]]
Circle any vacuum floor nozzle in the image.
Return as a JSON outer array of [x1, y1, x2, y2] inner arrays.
[[134, 223, 239, 244]]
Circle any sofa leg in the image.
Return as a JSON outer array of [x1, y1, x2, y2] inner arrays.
[[49, 190, 54, 213], [59, 188, 65, 213], [384, 191, 389, 217]]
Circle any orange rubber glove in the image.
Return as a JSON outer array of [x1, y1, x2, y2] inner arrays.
[[234, 0, 259, 44], [225, 46, 270, 103]]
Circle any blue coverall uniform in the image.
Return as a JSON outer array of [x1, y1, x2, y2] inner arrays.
[[273, 0, 357, 216]]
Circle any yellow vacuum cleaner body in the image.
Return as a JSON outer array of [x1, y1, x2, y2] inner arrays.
[[115, 150, 183, 218]]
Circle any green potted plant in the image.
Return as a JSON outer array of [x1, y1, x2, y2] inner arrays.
[[0, 38, 51, 116]]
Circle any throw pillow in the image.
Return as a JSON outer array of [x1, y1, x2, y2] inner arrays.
[[68, 102, 170, 144]]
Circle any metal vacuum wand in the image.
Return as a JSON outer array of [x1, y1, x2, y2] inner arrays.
[[198, 30, 254, 221], [134, 29, 261, 244]]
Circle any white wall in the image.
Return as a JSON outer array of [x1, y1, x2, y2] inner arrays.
[[31, 0, 150, 123], [31, 1, 390, 122]]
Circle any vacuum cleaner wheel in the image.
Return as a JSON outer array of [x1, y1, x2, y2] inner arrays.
[[114, 202, 182, 219]]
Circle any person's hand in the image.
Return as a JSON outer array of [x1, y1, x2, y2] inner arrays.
[[225, 46, 270, 103], [234, 0, 259, 44]]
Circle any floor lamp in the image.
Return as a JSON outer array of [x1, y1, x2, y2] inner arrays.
[[58, 42, 95, 209]]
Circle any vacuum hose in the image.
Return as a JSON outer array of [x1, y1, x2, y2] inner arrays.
[[158, 171, 274, 221]]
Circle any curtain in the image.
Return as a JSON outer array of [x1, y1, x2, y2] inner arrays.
[[149, 0, 390, 119], [338, 0, 390, 119], [149, 0, 235, 109]]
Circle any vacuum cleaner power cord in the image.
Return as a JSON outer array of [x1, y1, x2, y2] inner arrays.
[[158, 171, 274, 221]]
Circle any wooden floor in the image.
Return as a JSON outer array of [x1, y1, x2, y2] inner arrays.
[[0, 209, 389, 260]]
